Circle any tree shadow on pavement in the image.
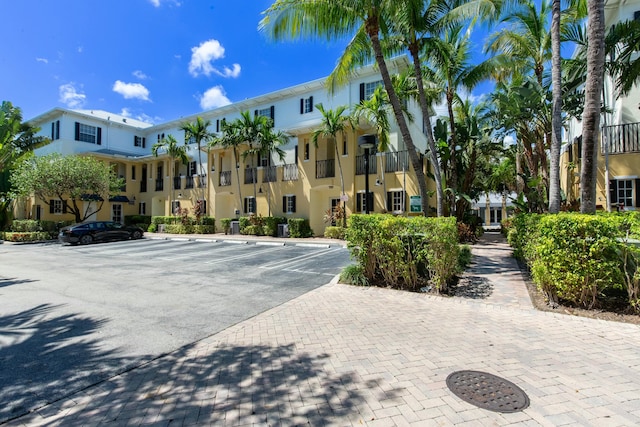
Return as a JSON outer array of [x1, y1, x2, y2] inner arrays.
[[33, 342, 368, 425], [0, 277, 38, 288], [0, 304, 135, 423]]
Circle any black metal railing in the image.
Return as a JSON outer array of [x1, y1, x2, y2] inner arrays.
[[219, 170, 232, 186], [173, 176, 182, 190], [245, 167, 257, 184], [355, 154, 378, 175], [283, 163, 298, 181], [262, 166, 277, 183], [185, 176, 194, 189], [385, 150, 409, 172], [316, 159, 335, 179], [602, 122, 640, 154], [155, 179, 164, 191]]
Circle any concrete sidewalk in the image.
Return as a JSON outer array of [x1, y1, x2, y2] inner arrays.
[[8, 233, 640, 426]]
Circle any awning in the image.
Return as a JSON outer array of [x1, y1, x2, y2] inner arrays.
[[109, 195, 130, 203]]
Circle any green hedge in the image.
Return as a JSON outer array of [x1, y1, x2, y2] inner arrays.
[[324, 226, 346, 240], [11, 220, 40, 232], [287, 218, 313, 238], [506, 212, 640, 311], [3, 231, 51, 242], [125, 215, 151, 226], [345, 214, 459, 292]]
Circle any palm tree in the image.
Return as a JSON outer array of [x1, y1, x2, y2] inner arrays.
[[312, 103, 349, 226], [152, 134, 188, 216], [259, 126, 288, 216], [237, 111, 272, 208], [209, 119, 245, 215], [260, 0, 431, 215], [180, 117, 214, 215], [580, 0, 605, 213], [549, 0, 562, 214]]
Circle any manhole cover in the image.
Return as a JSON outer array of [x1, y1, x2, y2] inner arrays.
[[446, 370, 529, 413]]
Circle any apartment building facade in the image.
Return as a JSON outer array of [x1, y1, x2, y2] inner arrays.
[[561, 0, 640, 211], [21, 57, 434, 235]]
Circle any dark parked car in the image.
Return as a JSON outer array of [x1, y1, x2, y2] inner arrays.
[[59, 221, 144, 245]]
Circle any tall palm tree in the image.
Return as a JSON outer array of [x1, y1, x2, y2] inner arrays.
[[548, 0, 562, 213], [580, 0, 605, 213], [180, 117, 214, 215], [237, 111, 272, 208], [260, 0, 431, 215], [210, 119, 245, 215], [312, 103, 349, 226], [152, 134, 188, 216], [259, 126, 288, 216]]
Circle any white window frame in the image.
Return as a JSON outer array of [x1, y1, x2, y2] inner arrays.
[[303, 97, 313, 113], [356, 191, 367, 213], [617, 179, 634, 207], [388, 190, 405, 214], [53, 199, 63, 215], [112, 204, 123, 223], [139, 201, 146, 215], [257, 107, 271, 118], [284, 195, 295, 214], [364, 80, 383, 100], [245, 196, 256, 214]]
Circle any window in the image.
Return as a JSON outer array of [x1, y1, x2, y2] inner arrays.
[[188, 161, 197, 176], [255, 106, 275, 125], [51, 120, 60, 140], [360, 80, 383, 101], [304, 140, 310, 161], [244, 196, 256, 214], [386, 190, 406, 213], [610, 178, 640, 209], [112, 204, 122, 223], [139, 201, 146, 215], [49, 199, 65, 214], [134, 136, 146, 148], [283, 195, 296, 213], [356, 192, 374, 213], [342, 137, 348, 156], [131, 165, 136, 180], [171, 200, 181, 214], [74, 122, 101, 144], [300, 96, 314, 114]]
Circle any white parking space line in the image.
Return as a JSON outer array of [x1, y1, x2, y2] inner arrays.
[[203, 246, 283, 264], [259, 248, 335, 270]]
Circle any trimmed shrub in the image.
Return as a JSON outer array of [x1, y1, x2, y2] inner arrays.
[[339, 264, 369, 286], [147, 223, 157, 233], [3, 232, 51, 242], [192, 225, 215, 234], [288, 218, 313, 238], [164, 224, 194, 234], [220, 218, 232, 234], [125, 215, 151, 226], [243, 225, 264, 236], [263, 216, 287, 237], [324, 226, 346, 240], [11, 220, 40, 232]]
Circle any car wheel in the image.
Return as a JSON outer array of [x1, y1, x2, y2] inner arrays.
[[79, 235, 93, 245], [132, 230, 142, 240]]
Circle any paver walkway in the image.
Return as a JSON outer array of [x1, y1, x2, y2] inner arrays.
[[7, 233, 640, 426]]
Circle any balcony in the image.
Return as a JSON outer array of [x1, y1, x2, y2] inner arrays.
[[602, 122, 640, 154], [355, 153, 378, 175], [219, 170, 232, 186], [140, 181, 147, 193], [262, 166, 277, 183], [245, 167, 257, 184], [316, 159, 335, 179], [185, 176, 194, 189], [174, 176, 182, 190], [283, 163, 298, 181], [385, 150, 409, 172], [155, 179, 164, 192]]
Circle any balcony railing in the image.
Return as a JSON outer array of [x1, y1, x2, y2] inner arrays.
[[219, 170, 232, 186], [185, 176, 194, 189], [198, 174, 207, 188], [385, 150, 409, 172], [316, 159, 335, 179], [245, 167, 257, 184], [155, 179, 164, 192], [174, 176, 182, 190], [355, 154, 378, 175], [602, 122, 640, 154], [283, 163, 298, 181], [262, 166, 277, 183]]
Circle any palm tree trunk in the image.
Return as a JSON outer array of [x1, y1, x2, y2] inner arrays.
[[446, 90, 459, 217], [409, 44, 444, 217], [548, 0, 562, 214], [580, 0, 605, 214], [334, 137, 347, 227], [366, 18, 430, 216], [234, 149, 243, 214]]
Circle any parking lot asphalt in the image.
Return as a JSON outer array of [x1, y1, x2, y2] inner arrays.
[[3, 232, 640, 426]]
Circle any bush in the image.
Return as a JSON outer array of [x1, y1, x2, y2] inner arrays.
[[345, 214, 459, 293], [458, 244, 472, 273], [3, 231, 51, 242], [125, 215, 151, 226], [243, 225, 264, 236], [288, 218, 313, 238], [339, 264, 369, 286], [147, 223, 157, 233], [263, 216, 287, 237], [324, 226, 346, 240], [163, 224, 194, 234], [152, 216, 180, 225], [199, 216, 215, 226], [11, 220, 40, 232], [220, 218, 232, 234], [192, 225, 215, 234]]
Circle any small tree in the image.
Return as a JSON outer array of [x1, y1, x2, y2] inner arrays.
[[10, 153, 124, 223]]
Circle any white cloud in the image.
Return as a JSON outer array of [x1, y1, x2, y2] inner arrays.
[[188, 39, 241, 79], [120, 108, 158, 124], [199, 85, 231, 110], [148, 0, 181, 7], [36, 57, 48, 64], [59, 83, 86, 108], [132, 70, 148, 80], [112, 80, 151, 101]]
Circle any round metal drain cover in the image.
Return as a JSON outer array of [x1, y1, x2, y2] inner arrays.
[[446, 370, 529, 413]]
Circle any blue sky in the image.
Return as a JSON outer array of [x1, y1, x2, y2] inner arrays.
[[1, 0, 351, 123], [1, 0, 495, 124]]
